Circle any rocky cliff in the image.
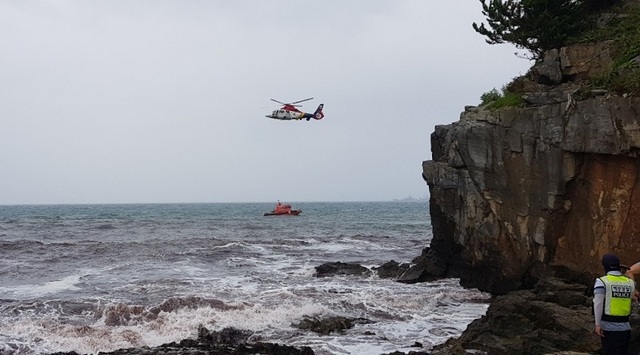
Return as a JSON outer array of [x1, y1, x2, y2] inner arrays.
[[393, 35, 640, 354], [404, 40, 640, 296]]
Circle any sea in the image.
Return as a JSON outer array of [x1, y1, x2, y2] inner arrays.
[[0, 202, 490, 355]]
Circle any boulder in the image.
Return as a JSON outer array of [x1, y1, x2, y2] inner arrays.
[[314, 262, 372, 277], [430, 278, 640, 355], [293, 316, 372, 335], [376, 260, 411, 279], [530, 41, 615, 85]]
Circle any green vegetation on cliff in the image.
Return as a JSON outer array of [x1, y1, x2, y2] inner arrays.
[[576, 5, 640, 93], [476, 0, 640, 107], [473, 0, 620, 59], [480, 87, 525, 109]]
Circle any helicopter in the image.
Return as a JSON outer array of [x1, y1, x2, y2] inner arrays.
[[266, 97, 324, 121]]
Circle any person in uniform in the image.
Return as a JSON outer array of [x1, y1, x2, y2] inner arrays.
[[593, 253, 635, 355]]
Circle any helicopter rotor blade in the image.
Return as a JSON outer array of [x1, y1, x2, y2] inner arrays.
[[270, 99, 286, 105], [291, 97, 313, 105]]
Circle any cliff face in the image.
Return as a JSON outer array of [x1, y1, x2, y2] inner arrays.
[[412, 42, 640, 295]]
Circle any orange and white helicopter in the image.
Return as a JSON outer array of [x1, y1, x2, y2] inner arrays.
[[266, 97, 324, 121]]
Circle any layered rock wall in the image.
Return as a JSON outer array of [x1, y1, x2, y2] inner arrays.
[[413, 43, 640, 294]]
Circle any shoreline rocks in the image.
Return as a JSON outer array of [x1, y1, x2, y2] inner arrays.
[[431, 278, 604, 355], [314, 261, 372, 277], [48, 327, 315, 355]]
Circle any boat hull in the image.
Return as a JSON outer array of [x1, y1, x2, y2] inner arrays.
[[263, 210, 301, 216]]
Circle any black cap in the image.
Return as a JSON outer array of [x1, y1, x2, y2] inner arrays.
[[602, 253, 621, 271]]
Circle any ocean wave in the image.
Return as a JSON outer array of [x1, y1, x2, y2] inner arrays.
[[99, 296, 245, 326], [0, 240, 44, 250], [95, 224, 116, 230], [0, 274, 83, 299]]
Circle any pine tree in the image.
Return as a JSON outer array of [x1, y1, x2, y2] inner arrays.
[[472, 0, 619, 58]]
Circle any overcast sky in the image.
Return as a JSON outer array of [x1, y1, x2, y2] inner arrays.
[[1, 1, 531, 205]]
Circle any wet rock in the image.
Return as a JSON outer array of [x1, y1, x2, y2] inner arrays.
[[375, 260, 411, 279], [428, 277, 640, 355], [47, 327, 314, 355], [397, 247, 452, 284], [149, 296, 238, 314], [314, 262, 372, 277], [293, 315, 373, 335], [101, 297, 242, 327]]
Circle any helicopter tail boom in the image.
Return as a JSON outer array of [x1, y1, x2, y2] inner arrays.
[[304, 104, 324, 121]]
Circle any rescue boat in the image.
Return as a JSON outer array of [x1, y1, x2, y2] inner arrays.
[[263, 201, 301, 216]]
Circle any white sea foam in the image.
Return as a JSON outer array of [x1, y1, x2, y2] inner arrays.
[[0, 277, 488, 355], [0, 274, 82, 298], [0, 298, 328, 355], [208, 242, 244, 250]]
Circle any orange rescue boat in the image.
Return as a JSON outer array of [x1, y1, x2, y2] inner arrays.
[[263, 201, 301, 216]]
